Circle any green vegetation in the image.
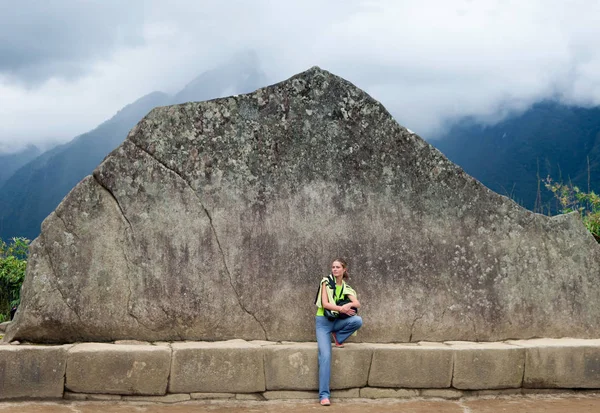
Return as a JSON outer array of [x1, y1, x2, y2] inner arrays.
[[545, 177, 600, 242], [0, 237, 29, 321]]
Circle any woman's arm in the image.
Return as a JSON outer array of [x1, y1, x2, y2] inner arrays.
[[347, 294, 360, 308], [321, 284, 352, 313], [340, 294, 360, 314]]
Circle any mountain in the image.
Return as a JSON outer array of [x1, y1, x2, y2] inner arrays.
[[171, 51, 266, 104], [0, 91, 170, 241], [0, 145, 41, 187], [0, 54, 268, 241], [432, 102, 600, 213]]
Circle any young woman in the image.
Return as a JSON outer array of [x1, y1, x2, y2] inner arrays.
[[314, 258, 363, 406]]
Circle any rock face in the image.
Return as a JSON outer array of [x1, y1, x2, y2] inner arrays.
[[5, 67, 600, 344]]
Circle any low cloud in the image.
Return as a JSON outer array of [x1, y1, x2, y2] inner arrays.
[[1, 0, 600, 152]]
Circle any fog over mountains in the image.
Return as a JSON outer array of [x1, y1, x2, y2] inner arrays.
[[1, 54, 599, 242], [432, 102, 600, 213], [0, 145, 41, 187], [0, 54, 266, 241]]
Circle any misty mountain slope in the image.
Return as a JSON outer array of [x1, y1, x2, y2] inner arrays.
[[0, 55, 269, 241], [0, 91, 170, 241], [432, 102, 600, 211], [171, 52, 267, 104], [0, 145, 41, 187]]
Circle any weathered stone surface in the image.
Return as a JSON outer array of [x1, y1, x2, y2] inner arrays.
[[113, 340, 151, 345], [235, 393, 265, 400], [63, 392, 122, 401], [5, 66, 600, 344], [509, 338, 600, 388], [65, 343, 171, 395], [122, 394, 191, 403], [264, 342, 371, 390], [262, 391, 316, 400], [190, 392, 236, 399], [360, 388, 419, 398], [331, 388, 360, 398], [448, 342, 525, 389], [0, 345, 69, 399], [169, 340, 265, 394], [368, 343, 453, 388]]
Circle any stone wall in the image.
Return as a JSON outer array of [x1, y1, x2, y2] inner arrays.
[[2, 338, 600, 401]]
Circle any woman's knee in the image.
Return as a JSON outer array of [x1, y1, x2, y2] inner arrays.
[[352, 315, 363, 329]]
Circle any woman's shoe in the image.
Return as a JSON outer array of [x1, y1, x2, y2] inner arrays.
[[320, 398, 331, 406], [332, 332, 344, 348]]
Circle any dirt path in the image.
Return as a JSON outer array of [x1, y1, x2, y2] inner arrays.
[[2, 394, 600, 413]]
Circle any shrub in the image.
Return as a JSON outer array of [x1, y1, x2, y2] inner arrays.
[[544, 177, 600, 242], [0, 237, 29, 319]]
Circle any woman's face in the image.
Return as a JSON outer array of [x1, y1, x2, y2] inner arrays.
[[331, 261, 345, 278]]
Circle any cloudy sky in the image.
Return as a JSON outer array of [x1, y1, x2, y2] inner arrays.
[[1, 0, 600, 153]]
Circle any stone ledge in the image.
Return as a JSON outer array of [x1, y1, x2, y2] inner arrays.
[[0, 344, 71, 399], [65, 343, 171, 395], [123, 394, 191, 403], [169, 340, 266, 394], [368, 342, 453, 388], [508, 338, 600, 388], [264, 342, 371, 390], [2, 339, 600, 401], [448, 341, 525, 389]]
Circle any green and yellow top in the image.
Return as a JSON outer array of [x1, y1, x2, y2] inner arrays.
[[315, 274, 357, 317]]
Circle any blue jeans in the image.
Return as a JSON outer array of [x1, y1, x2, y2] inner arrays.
[[315, 315, 363, 400]]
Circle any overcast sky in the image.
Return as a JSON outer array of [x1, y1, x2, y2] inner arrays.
[[1, 0, 600, 153]]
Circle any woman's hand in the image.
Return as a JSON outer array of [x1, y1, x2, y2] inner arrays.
[[340, 303, 356, 316]]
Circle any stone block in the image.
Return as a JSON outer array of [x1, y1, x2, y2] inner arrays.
[[235, 393, 264, 400], [509, 338, 600, 388], [331, 388, 360, 398], [190, 392, 236, 399], [264, 342, 371, 391], [368, 343, 453, 388], [448, 342, 525, 389], [64, 392, 122, 401], [65, 343, 171, 395], [420, 389, 464, 399], [169, 340, 265, 393], [263, 391, 316, 400], [0, 345, 69, 399], [123, 394, 191, 403], [113, 340, 151, 345], [360, 388, 419, 398], [63, 392, 88, 401]]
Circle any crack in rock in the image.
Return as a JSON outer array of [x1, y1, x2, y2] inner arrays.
[[41, 232, 83, 331], [450, 347, 456, 388], [408, 312, 425, 342], [92, 173, 134, 235], [91, 173, 163, 336], [129, 140, 269, 339], [55, 212, 80, 240], [202, 205, 269, 339]]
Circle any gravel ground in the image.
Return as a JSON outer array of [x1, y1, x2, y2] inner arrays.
[[2, 394, 600, 413]]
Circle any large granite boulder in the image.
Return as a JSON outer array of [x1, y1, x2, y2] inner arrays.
[[5, 67, 600, 344]]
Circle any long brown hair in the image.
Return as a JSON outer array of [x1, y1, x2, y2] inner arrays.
[[333, 257, 349, 280]]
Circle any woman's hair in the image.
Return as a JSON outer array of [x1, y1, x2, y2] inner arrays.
[[333, 257, 349, 280]]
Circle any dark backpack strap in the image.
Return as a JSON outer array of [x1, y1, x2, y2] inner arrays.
[[327, 274, 336, 291]]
